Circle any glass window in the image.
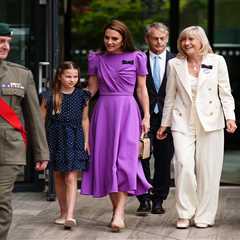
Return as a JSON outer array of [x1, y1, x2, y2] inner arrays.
[[214, 0, 240, 45], [214, 0, 240, 185], [179, 0, 208, 31], [0, 0, 33, 182], [0, 0, 31, 66]]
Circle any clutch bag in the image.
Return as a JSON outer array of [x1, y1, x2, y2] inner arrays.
[[139, 134, 151, 160]]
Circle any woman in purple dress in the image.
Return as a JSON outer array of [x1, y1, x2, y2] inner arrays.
[[81, 20, 151, 232]]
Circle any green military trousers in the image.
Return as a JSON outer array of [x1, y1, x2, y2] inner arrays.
[[0, 165, 21, 240]]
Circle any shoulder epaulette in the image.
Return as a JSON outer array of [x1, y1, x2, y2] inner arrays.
[[5, 61, 28, 71]]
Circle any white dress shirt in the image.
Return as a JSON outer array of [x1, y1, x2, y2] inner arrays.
[[149, 50, 167, 85]]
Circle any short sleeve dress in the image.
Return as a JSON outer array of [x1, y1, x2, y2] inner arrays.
[[81, 51, 152, 197], [42, 88, 90, 172]]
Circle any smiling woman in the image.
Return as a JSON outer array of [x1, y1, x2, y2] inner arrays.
[[103, 29, 123, 54], [80, 20, 151, 233], [157, 25, 237, 229]]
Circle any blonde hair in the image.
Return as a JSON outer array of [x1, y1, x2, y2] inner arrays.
[[177, 26, 213, 58]]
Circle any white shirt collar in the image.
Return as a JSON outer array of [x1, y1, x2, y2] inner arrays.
[[149, 50, 167, 60]]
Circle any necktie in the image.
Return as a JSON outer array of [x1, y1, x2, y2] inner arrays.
[[153, 56, 161, 113], [153, 56, 161, 92]]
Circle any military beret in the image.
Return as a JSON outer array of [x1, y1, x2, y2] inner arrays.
[[0, 23, 13, 37]]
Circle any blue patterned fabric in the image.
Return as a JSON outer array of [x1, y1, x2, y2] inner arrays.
[[42, 88, 90, 172]]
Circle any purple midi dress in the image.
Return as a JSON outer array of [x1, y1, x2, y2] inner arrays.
[[81, 51, 152, 197]]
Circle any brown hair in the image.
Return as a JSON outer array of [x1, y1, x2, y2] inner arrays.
[[101, 20, 136, 52], [52, 61, 80, 114]]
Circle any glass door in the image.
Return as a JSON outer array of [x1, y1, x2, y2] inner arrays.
[[213, 0, 240, 185], [0, 0, 60, 191]]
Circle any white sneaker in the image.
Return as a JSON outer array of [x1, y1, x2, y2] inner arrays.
[[195, 222, 209, 228], [176, 218, 190, 229]]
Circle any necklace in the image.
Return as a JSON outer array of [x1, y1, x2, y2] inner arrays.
[[190, 62, 200, 72]]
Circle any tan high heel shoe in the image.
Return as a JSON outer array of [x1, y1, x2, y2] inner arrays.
[[64, 218, 77, 230], [111, 217, 125, 232]]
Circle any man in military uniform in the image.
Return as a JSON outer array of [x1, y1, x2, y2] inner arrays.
[[0, 23, 49, 240]]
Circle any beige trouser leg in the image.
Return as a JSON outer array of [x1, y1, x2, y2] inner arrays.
[[173, 130, 198, 220], [0, 165, 21, 240], [194, 127, 224, 225], [173, 107, 224, 224]]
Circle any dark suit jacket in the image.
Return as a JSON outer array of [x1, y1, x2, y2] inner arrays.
[[146, 50, 175, 120]]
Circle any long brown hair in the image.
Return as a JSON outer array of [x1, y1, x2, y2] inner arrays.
[[101, 20, 136, 52], [52, 61, 80, 114]]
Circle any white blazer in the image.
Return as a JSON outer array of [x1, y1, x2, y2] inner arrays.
[[161, 53, 235, 133]]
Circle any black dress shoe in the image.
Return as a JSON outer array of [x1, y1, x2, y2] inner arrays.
[[136, 200, 151, 216], [151, 201, 165, 214]]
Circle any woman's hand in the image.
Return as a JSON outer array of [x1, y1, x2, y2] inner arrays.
[[85, 142, 90, 155], [141, 115, 150, 134], [156, 126, 168, 140], [226, 119, 237, 134]]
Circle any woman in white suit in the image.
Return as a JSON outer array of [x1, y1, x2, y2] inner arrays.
[[157, 26, 237, 229]]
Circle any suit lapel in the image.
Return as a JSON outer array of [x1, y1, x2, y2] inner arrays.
[[197, 55, 213, 91], [174, 58, 192, 100], [160, 51, 171, 91], [146, 51, 158, 93]]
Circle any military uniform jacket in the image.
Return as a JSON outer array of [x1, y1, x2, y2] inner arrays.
[[0, 60, 49, 165]]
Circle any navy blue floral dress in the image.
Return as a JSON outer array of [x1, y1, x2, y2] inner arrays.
[[42, 88, 90, 172]]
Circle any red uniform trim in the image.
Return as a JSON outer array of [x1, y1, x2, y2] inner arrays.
[[0, 97, 27, 144]]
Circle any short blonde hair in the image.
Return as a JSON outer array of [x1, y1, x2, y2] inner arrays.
[[177, 26, 213, 58]]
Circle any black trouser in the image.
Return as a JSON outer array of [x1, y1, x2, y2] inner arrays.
[[138, 113, 174, 203]]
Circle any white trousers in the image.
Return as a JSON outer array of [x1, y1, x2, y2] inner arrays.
[[172, 106, 224, 225]]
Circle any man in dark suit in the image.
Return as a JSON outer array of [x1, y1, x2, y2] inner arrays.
[[136, 22, 174, 215]]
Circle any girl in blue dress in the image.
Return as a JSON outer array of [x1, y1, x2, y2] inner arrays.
[[40, 61, 90, 229]]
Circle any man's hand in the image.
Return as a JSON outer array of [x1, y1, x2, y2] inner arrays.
[[156, 126, 168, 140], [35, 160, 48, 171]]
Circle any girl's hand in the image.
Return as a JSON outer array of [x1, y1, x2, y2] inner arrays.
[[226, 119, 237, 134], [141, 115, 150, 134], [84, 142, 90, 155], [156, 127, 168, 140]]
